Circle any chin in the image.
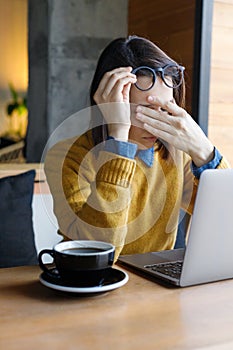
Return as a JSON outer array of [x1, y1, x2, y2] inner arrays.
[[140, 136, 157, 148], [129, 135, 157, 149]]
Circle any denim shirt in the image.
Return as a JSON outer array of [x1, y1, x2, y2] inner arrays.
[[105, 137, 222, 179]]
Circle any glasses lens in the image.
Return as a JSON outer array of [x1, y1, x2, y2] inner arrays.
[[163, 65, 183, 88], [134, 68, 154, 91]]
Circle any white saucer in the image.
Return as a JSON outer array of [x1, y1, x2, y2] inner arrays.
[[39, 268, 128, 294]]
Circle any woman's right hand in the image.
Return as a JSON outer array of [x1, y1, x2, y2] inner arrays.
[[93, 67, 137, 141]]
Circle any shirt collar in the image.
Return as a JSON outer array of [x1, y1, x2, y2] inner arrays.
[[136, 146, 154, 167]]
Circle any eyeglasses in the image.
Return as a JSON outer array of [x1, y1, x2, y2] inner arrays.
[[131, 64, 185, 91]]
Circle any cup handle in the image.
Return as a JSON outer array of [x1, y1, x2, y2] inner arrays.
[[38, 249, 60, 279]]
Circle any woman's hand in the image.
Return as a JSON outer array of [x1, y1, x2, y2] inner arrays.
[[135, 96, 214, 167], [93, 67, 137, 141]]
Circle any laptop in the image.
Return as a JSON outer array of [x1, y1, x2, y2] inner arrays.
[[118, 169, 233, 287]]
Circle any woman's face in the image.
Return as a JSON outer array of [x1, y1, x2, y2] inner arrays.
[[129, 76, 173, 149]]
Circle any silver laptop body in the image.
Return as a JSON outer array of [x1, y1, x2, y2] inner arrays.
[[118, 169, 233, 287]]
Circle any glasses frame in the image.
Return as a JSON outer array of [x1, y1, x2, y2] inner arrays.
[[131, 64, 185, 91]]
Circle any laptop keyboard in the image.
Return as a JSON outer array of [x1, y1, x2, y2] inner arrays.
[[144, 261, 183, 279]]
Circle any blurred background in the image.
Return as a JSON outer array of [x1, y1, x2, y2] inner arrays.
[[0, 0, 232, 165]]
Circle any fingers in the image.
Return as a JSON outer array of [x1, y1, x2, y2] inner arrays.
[[135, 95, 188, 129], [134, 97, 190, 145], [136, 112, 176, 136], [100, 69, 135, 97], [147, 95, 186, 117], [143, 122, 176, 143], [135, 105, 174, 127], [94, 67, 136, 104], [135, 96, 204, 156], [122, 82, 132, 103]]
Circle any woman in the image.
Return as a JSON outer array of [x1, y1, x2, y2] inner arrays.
[[45, 36, 229, 260]]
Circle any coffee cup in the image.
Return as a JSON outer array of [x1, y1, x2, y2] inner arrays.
[[38, 240, 115, 286]]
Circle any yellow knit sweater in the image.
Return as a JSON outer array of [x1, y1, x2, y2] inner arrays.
[[45, 130, 229, 260]]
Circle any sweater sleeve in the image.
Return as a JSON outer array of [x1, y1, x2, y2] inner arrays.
[[44, 135, 136, 259]]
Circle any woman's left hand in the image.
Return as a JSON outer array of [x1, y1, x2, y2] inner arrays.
[[135, 96, 214, 167]]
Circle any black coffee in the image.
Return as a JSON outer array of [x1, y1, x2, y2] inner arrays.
[[61, 247, 105, 255]]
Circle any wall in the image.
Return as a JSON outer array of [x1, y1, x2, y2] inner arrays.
[[27, 0, 128, 161], [128, 0, 196, 114], [0, 0, 28, 136], [209, 0, 233, 166]]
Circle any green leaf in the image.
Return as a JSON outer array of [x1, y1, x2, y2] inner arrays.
[[17, 104, 27, 116]]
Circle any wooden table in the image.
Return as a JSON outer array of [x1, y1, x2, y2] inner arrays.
[[1, 265, 233, 350]]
